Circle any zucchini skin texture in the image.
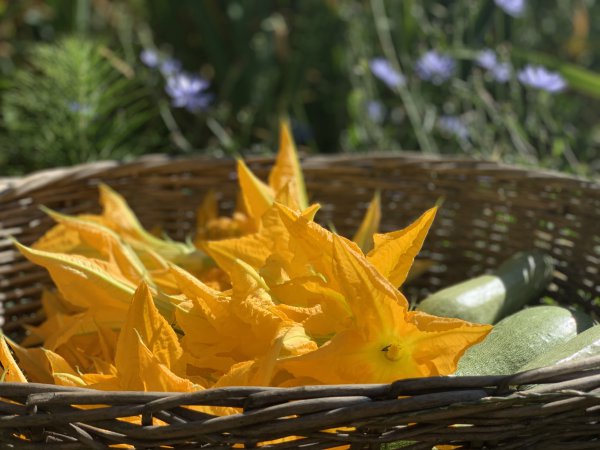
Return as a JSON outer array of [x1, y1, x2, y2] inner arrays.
[[416, 250, 554, 324], [519, 323, 600, 372], [455, 305, 594, 376]]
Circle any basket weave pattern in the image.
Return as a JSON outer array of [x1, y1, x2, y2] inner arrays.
[[0, 153, 599, 448]]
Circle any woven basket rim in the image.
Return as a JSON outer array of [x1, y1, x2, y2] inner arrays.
[[2, 151, 597, 200], [1, 151, 600, 448], [0, 356, 599, 448]]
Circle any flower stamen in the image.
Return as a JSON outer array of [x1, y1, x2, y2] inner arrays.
[[382, 343, 403, 361]]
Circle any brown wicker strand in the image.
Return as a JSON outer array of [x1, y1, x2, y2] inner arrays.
[[2, 153, 600, 448]]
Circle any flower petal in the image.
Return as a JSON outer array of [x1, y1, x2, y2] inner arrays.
[[367, 206, 438, 288], [237, 159, 275, 225], [117, 282, 184, 374], [268, 120, 309, 210], [405, 311, 493, 375], [0, 335, 27, 383], [352, 191, 381, 253]]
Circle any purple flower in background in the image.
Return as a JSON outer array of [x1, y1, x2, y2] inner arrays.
[[141, 44, 214, 112], [160, 58, 182, 76], [370, 58, 405, 89], [517, 65, 567, 93], [476, 49, 511, 83], [415, 51, 455, 85], [140, 49, 160, 68], [366, 100, 385, 123], [165, 73, 213, 113], [438, 115, 469, 141], [140, 49, 182, 76], [490, 63, 511, 83], [476, 49, 498, 70], [495, 0, 526, 17]]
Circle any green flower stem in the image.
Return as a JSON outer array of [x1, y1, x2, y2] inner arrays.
[[370, 0, 438, 154], [159, 99, 194, 153]]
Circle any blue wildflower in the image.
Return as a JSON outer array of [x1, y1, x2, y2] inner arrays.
[[438, 115, 469, 141], [67, 101, 83, 112], [140, 49, 160, 68], [476, 49, 511, 83], [67, 101, 93, 116], [476, 49, 499, 71], [369, 58, 405, 89], [160, 58, 182, 76], [165, 73, 213, 113], [415, 51, 455, 85], [366, 100, 385, 124], [495, 0, 526, 17], [490, 63, 511, 83], [517, 65, 567, 93]]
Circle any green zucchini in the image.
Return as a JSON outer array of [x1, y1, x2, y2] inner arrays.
[[416, 250, 554, 324], [455, 306, 594, 376], [519, 323, 600, 372]]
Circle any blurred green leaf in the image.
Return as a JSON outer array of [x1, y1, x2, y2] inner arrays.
[[0, 37, 165, 174], [559, 65, 600, 100]]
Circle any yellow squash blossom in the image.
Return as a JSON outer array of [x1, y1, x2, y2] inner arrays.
[[278, 235, 492, 384], [0, 334, 28, 383], [352, 191, 381, 253], [195, 120, 309, 242], [6, 117, 494, 417], [367, 205, 438, 288]]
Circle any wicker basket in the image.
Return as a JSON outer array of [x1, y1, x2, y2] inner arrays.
[[0, 153, 599, 449]]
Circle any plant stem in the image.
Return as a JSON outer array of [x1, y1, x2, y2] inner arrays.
[[370, 0, 438, 153], [158, 100, 194, 153], [206, 117, 236, 155], [75, 0, 91, 35]]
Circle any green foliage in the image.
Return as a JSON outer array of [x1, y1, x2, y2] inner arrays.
[[137, 0, 600, 175], [339, 0, 600, 174], [0, 1, 598, 176], [142, 0, 349, 154], [1, 37, 164, 174]]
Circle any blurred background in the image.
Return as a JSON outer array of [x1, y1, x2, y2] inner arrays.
[[0, 0, 598, 176]]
